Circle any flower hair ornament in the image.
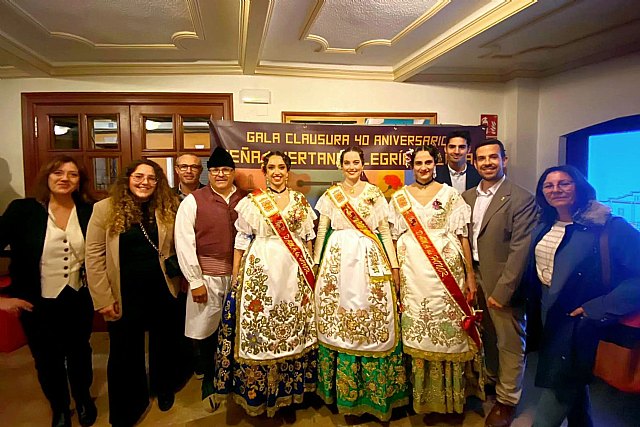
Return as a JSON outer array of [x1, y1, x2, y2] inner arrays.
[[335, 149, 346, 169], [403, 148, 414, 169]]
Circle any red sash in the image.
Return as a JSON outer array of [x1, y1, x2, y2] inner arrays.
[[326, 185, 391, 269], [393, 188, 482, 349], [250, 189, 315, 290]]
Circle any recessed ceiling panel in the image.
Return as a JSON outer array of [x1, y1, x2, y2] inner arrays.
[[11, 0, 193, 45], [261, 0, 487, 66], [0, 0, 637, 81], [305, 0, 445, 52]]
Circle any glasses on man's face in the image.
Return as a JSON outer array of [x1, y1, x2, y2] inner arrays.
[[130, 173, 158, 184], [176, 164, 202, 172], [542, 181, 574, 192], [208, 167, 234, 176]]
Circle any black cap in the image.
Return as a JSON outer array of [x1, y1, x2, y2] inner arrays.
[[207, 147, 235, 169]]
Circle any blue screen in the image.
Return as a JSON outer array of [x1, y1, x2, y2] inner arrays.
[[588, 131, 640, 229]]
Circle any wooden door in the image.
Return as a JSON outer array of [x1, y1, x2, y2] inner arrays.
[[22, 93, 233, 196], [30, 104, 132, 196], [131, 104, 226, 186]]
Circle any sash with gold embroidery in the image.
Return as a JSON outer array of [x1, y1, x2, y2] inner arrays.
[[250, 189, 315, 290], [326, 185, 391, 269], [392, 188, 482, 349]]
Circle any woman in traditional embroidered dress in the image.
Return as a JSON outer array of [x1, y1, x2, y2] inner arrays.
[[313, 146, 408, 421], [389, 145, 484, 413], [388, 145, 484, 416], [214, 151, 318, 417]]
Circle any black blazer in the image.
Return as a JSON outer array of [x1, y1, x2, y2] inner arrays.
[[0, 198, 93, 303], [435, 162, 482, 191]]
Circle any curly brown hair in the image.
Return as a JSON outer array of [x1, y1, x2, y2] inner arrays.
[[107, 159, 179, 235], [34, 155, 95, 204]]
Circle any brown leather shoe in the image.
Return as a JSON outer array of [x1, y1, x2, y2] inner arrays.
[[485, 402, 516, 427]]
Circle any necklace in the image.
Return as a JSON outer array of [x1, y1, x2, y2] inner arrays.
[[342, 181, 360, 195], [414, 179, 434, 189], [268, 186, 288, 198]]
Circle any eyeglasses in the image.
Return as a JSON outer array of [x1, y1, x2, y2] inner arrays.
[[542, 181, 574, 192], [176, 164, 202, 172], [208, 167, 234, 176], [130, 173, 158, 184]]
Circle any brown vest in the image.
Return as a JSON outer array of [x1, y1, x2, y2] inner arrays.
[[192, 185, 247, 275]]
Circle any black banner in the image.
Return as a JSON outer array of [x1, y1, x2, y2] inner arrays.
[[210, 120, 485, 170]]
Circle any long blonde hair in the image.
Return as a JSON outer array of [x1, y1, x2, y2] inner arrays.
[[107, 159, 179, 234]]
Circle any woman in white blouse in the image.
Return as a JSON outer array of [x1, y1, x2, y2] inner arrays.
[[214, 151, 318, 417], [388, 145, 483, 416], [0, 155, 97, 427]]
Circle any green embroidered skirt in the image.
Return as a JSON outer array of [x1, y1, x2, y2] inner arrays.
[[316, 343, 409, 421], [410, 352, 485, 414]]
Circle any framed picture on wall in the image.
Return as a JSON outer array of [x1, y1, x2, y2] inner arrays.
[[282, 111, 437, 125]]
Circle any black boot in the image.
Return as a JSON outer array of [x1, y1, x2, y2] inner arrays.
[[77, 399, 98, 427], [51, 409, 71, 427]]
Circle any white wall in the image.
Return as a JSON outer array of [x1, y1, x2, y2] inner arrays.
[[2, 52, 639, 210], [0, 75, 506, 207], [537, 52, 640, 175]]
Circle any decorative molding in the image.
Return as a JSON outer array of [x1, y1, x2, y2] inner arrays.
[[6, 0, 205, 49], [282, 111, 437, 124], [0, 30, 52, 75], [300, 0, 450, 54], [240, 0, 275, 74], [46, 62, 243, 77], [255, 61, 394, 80], [0, 64, 30, 78], [238, 0, 251, 68], [393, 0, 538, 81]]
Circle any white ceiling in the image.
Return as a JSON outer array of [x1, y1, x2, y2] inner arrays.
[[0, 0, 638, 82]]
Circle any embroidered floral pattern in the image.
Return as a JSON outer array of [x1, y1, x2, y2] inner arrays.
[[353, 185, 382, 217], [317, 244, 391, 346], [402, 293, 465, 347], [285, 191, 311, 234], [427, 196, 454, 229], [215, 288, 318, 417], [240, 254, 315, 356], [316, 344, 409, 421]]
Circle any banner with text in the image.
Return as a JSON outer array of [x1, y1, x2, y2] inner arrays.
[[210, 120, 485, 203]]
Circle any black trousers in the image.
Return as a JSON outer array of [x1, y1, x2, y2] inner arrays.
[[20, 286, 94, 413], [106, 280, 185, 426]]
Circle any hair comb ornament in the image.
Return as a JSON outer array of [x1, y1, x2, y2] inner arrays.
[[335, 149, 346, 169], [403, 148, 414, 169]]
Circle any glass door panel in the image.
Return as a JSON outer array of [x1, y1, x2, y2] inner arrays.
[[182, 116, 211, 150], [91, 157, 120, 192], [50, 116, 80, 149], [89, 116, 120, 150]]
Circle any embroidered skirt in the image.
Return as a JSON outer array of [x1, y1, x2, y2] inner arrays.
[[214, 286, 318, 417], [409, 352, 485, 414], [316, 343, 409, 421]]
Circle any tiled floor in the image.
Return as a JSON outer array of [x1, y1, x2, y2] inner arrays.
[[1, 332, 639, 426]]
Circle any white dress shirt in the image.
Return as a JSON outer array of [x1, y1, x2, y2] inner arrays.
[[448, 164, 468, 194], [471, 175, 506, 262], [174, 185, 237, 290], [40, 206, 84, 298]]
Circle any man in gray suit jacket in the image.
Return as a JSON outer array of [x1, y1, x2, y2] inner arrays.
[[462, 139, 537, 427]]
